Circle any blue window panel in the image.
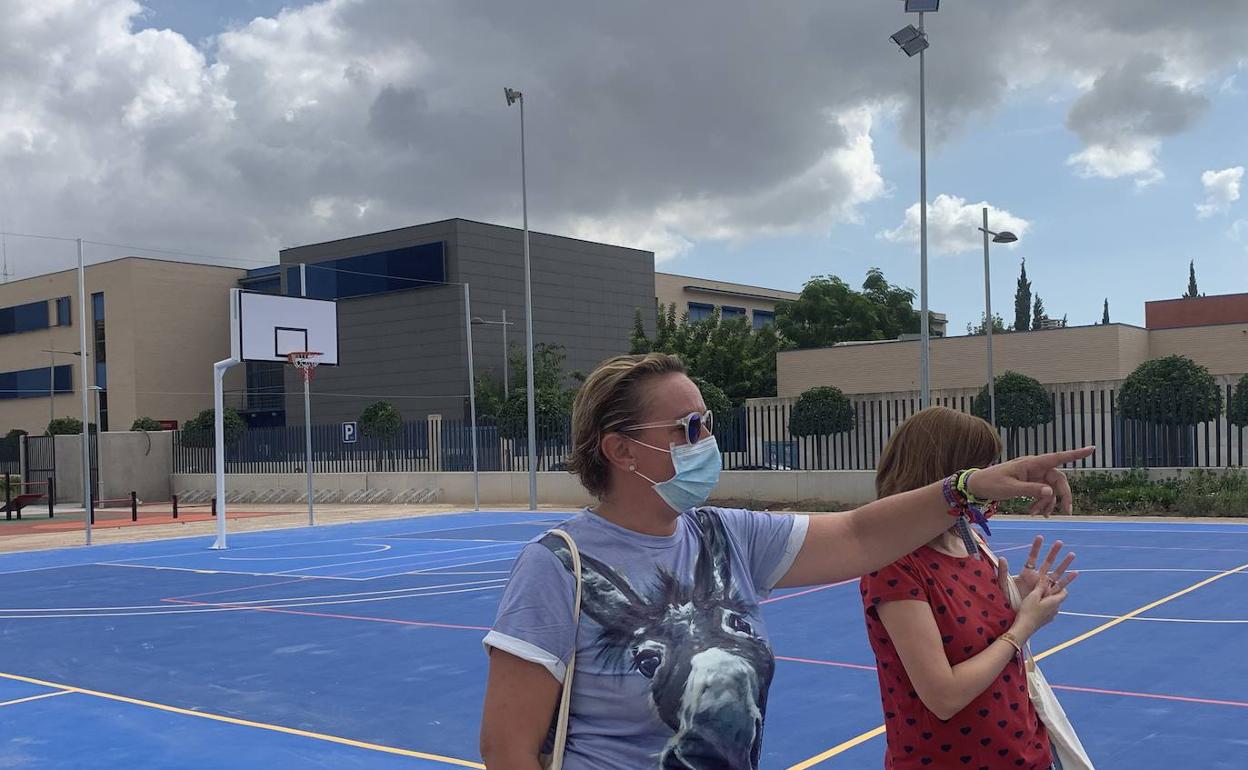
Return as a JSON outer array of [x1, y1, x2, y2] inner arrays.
[[14, 301, 49, 332], [53, 365, 72, 394], [91, 292, 105, 320], [95, 362, 107, 389], [286, 242, 447, 300], [687, 302, 715, 322], [752, 310, 775, 330], [56, 297, 72, 326], [720, 306, 746, 320]]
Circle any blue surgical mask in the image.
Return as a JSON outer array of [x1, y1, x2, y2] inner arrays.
[[629, 435, 722, 512]]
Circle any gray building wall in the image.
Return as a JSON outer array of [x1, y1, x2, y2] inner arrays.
[[279, 219, 656, 425]]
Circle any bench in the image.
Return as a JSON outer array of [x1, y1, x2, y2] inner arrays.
[[4, 492, 46, 521]]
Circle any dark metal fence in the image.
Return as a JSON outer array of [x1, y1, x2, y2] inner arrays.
[[170, 383, 1247, 474]]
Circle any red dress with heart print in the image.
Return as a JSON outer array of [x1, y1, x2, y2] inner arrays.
[[860, 545, 1053, 769]]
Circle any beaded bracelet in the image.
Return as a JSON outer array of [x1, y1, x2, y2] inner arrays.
[[942, 471, 998, 538]]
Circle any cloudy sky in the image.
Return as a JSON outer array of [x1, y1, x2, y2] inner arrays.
[[1, 0, 1245, 334]]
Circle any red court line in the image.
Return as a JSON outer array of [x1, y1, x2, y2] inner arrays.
[[166, 577, 311, 601], [775, 655, 877, 672], [1050, 683, 1248, 709], [761, 579, 855, 604], [162, 598, 491, 631]]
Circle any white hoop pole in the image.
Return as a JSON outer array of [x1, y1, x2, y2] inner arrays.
[[464, 284, 480, 511], [211, 356, 238, 549], [299, 275, 315, 527]]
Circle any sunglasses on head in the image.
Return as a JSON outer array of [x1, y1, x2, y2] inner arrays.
[[621, 410, 714, 446]]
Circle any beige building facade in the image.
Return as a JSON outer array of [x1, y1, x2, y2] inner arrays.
[[777, 321, 1248, 397], [655, 272, 800, 329], [0, 258, 244, 435]]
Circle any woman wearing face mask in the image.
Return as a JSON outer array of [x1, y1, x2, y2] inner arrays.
[[480, 354, 1092, 770]]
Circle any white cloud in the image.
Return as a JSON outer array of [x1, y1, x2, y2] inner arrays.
[[0, 0, 1244, 277], [1196, 166, 1244, 218], [879, 195, 1030, 257]]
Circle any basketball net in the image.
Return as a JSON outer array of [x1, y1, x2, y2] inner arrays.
[[287, 351, 323, 384]]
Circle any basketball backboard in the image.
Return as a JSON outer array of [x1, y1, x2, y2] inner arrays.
[[230, 289, 339, 365]]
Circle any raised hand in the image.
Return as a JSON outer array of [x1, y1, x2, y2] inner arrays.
[[965, 447, 1095, 516]]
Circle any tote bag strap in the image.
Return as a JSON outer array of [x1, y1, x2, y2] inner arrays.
[[544, 529, 582, 770]]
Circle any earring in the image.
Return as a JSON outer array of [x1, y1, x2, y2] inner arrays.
[[628, 464, 636, 472]]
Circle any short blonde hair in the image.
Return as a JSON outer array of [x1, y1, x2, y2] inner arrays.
[[567, 353, 687, 498]]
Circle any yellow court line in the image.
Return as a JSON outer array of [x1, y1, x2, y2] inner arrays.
[[0, 689, 73, 708], [785, 559, 1248, 770], [0, 670, 485, 769]]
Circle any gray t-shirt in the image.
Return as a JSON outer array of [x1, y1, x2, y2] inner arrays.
[[483, 507, 809, 770]]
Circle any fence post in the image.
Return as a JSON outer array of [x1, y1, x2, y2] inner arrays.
[[48, 477, 55, 518], [5, 471, 10, 521], [172, 494, 179, 519], [131, 491, 138, 522], [211, 496, 217, 517]]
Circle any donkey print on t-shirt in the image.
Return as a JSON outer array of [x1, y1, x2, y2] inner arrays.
[[541, 509, 775, 770]]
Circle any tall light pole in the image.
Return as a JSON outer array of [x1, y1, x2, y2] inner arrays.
[[892, 0, 939, 407], [505, 86, 538, 511], [76, 238, 93, 544], [977, 207, 1018, 429], [472, 310, 514, 399]]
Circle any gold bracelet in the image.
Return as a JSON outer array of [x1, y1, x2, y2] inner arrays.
[[998, 632, 1023, 655]]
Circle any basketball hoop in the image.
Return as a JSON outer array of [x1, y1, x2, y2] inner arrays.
[[286, 351, 323, 383]]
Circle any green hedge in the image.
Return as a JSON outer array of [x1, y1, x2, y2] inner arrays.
[[999, 469, 1247, 516]]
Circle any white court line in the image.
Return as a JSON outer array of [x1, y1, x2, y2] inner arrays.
[[332, 545, 527, 579], [0, 690, 74, 708], [991, 524, 1248, 535], [0, 577, 508, 613], [408, 556, 519, 575], [1061, 611, 1248, 624], [273, 541, 523, 577], [220, 544, 391, 561], [0, 583, 508, 619], [1073, 568, 1248, 573], [98, 563, 366, 581]]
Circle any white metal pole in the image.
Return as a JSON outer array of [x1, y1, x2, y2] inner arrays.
[[982, 207, 996, 429], [501, 308, 509, 401], [211, 358, 235, 549], [519, 95, 538, 511], [76, 238, 92, 545], [917, 11, 930, 409], [464, 285, 481, 511], [49, 347, 55, 429], [299, 266, 314, 526], [304, 377, 314, 526]]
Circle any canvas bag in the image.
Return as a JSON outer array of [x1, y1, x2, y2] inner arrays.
[[539, 529, 582, 770], [975, 537, 1096, 770]]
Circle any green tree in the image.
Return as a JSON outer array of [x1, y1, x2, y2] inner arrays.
[[632, 306, 782, 404], [690, 376, 732, 420], [496, 387, 575, 441], [1119, 355, 1222, 466], [130, 417, 163, 432], [47, 417, 96, 435], [630, 309, 652, 354], [972, 371, 1052, 457], [1014, 259, 1032, 332], [1184, 260, 1199, 298], [181, 408, 245, 448], [789, 386, 855, 468], [1120, 356, 1222, 425], [474, 372, 507, 420], [967, 313, 1008, 336], [1229, 374, 1248, 428], [359, 401, 402, 439], [490, 343, 579, 442], [1032, 294, 1046, 330], [774, 268, 922, 348], [1101, 299, 1110, 325]]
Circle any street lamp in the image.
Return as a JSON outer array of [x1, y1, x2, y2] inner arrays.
[[976, 207, 1019, 429], [505, 86, 538, 510], [40, 348, 83, 429], [472, 311, 515, 399], [892, 0, 938, 407]]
